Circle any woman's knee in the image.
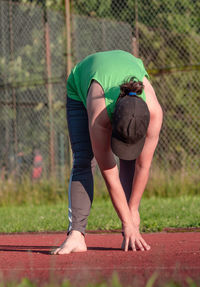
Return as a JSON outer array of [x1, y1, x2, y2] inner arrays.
[[73, 156, 96, 176]]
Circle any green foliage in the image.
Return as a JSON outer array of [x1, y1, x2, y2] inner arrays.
[[88, 196, 200, 232], [139, 196, 200, 232], [0, 177, 67, 206], [0, 0, 69, 178], [1, 0, 200, 182], [137, 2, 200, 171], [145, 166, 200, 198], [0, 166, 199, 208], [0, 167, 199, 208], [14, 0, 65, 10], [0, 276, 200, 287], [146, 272, 159, 287], [71, 0, 200, 172], [0, 196, 199, 233]]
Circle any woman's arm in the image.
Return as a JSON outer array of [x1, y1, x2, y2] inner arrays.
[[128, 77, 163, 212], [86, 81, 150, 251], [86, 81, 132, 224]]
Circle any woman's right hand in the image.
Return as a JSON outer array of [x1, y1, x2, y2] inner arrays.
[[123, 222, 150, 252]]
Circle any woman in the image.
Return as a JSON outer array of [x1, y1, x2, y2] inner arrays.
[[53, 50, 163, 254]]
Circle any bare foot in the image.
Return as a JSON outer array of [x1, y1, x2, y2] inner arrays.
[[52, 230, 87, 255]]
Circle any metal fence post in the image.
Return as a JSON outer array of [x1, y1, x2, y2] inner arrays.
[[9, 0, 18, 172], [43, 1, 55, 177], [65, 0, 72, 76], [134, 0, 139, 57], [65, 0, 73, 171]]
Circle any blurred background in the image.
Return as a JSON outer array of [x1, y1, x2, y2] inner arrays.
[[0, 0, 199, 202]]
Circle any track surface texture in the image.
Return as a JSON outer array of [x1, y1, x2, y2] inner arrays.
[[0, 232, 199, 286]]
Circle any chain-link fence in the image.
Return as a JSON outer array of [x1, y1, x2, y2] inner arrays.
[[0, 0, 199, 185], [0, 0, 69, 182]]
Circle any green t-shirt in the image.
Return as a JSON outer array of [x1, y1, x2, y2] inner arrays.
[[67, 50, 149, 120]]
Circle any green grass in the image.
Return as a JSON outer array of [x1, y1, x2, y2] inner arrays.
[[0, 167, 199, 207], [89, 196, 200, 232], [0, 272, 199, 287], [145, 166, 200, 198], [0, 196, 199, 233], [0, 177, 67, 206]]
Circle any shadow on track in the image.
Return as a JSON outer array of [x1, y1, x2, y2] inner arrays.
[[0, 245, 121, 254], [0, 245, 52, 255]]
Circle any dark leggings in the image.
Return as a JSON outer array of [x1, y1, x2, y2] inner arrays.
[[66, 97, 135, 234]]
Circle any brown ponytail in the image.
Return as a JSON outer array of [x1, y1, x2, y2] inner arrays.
[[119, 77, 144, 97]]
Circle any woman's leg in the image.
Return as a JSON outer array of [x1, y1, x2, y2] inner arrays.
[[119, 159, 136, 249], [67, 97, 96, 235], [53, 97, 96, 255], [119, 159, 136, 202]]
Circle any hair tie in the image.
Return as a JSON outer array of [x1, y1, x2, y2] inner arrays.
[[129, 92, 137, 96]]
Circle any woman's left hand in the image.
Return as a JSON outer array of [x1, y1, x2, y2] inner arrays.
[[121, 209, 150, 251]]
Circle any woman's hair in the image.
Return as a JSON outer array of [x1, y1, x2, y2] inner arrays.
[[119, 77, 144, 98]]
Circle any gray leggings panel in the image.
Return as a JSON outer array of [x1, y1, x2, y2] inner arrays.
[[66, 97, 135, 234]]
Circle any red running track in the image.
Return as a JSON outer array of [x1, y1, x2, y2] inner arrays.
[[0, 232, 199, 286]]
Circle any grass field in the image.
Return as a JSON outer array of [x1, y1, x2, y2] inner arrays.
[[0, 168, 199, 207], [0, 196, 199, 233], [1, 274, 199, 287]]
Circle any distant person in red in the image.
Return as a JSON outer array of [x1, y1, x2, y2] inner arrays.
[[32, 149, 43, 180]]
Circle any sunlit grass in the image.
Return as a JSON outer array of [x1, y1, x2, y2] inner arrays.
[[0, 272, 199, 287], [0, 167, 199, 207], [0, 196, 199, 233]]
